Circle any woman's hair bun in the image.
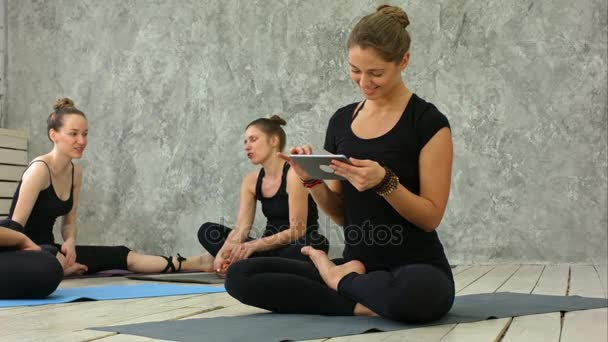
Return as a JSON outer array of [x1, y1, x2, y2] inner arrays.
[[376, 4, 410, 28], [53, 97, 75, 111], [269, 114, 287, 126]]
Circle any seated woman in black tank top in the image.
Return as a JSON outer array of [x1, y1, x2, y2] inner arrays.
[[0, 98, 215, 279], [222, 5, 454, 323], [197, 115, 329, 276]]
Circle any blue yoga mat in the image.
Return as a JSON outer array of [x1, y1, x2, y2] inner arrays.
[[0, 283, 226, 308]]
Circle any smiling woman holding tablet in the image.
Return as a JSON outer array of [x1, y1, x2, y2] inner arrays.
[[224, 5, 455, 324]]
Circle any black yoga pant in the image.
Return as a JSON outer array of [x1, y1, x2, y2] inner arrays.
[[224, 257, 455, 323], [53, 244, 131, 274], [198, 222, 329, 262], [4, 244, 131, 275], [0, 218, 131, 275], [0, 250, 63, 299]]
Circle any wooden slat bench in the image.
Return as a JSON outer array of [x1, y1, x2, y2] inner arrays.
[[0, 128, 28, 216]]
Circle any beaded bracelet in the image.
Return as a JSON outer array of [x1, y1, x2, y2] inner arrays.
[[301, 178, 323, 188], [372, 167, 399, 196]]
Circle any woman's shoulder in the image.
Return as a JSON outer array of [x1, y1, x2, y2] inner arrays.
[[327, 102, 360, 126], [241, 169, 261, 193], [408, 94, 451, 149], [410, 94, 450, 127], [244, 169, 260, 181], [21, 158, 51, 188], [30, 155, 50, 165], [27, 156, 52, 174], [72, 162, 83, 185], [336, 101, 360, 114]]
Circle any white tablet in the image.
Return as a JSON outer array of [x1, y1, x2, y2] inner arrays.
[[288, 154, 351, 180]]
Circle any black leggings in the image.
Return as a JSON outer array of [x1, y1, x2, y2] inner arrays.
[[198, 222, 329, 262], [224, 257, 455, 323], [0, 219, 131, 275], [8, 243, 131, 275], [56, 244, 131, 274], [0, 250, 63, 299]]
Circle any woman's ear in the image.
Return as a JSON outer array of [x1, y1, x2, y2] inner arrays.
[[399, 52, 410, 71], [49, 129, 57, 143], [270, 135, 280, 149]]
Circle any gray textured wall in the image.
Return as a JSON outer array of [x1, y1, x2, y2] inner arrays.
[[4, 0, 607, 264]]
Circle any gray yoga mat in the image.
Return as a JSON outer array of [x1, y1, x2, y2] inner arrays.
[[92, 292, 607, 342], [127, 272, 225, 284]]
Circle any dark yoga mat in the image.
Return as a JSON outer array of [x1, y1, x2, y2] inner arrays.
[[91, 292, 608, 341], [127, 272, 224, 284]]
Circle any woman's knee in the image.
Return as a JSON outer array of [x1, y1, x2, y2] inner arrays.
[[36, 252, 63, 297], [385, 268, 454, 322], [385, 292, 453, 322], [17, 251, 63, 298], [197, 222, 224, 246], [224, 259, 256, 302]]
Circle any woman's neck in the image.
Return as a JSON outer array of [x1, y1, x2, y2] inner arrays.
[[261, 154, 285, 178], [367, 82, 411, 112], [46, 149, 72, 174]]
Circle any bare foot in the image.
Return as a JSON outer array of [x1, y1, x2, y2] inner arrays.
[[354, 303, 379, 317], [180, 253, 215, 272], [301, 246, 366, 290], [63, 263, 88, 276]]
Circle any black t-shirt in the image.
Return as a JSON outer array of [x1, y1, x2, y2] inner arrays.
[[324, 94, 452, 275]]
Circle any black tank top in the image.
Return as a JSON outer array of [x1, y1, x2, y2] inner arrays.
[[8, 160, 74, 244], [255, 162, 319, 237]]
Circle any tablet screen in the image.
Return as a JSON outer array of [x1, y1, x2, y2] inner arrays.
[[289, 154, 350, 180]]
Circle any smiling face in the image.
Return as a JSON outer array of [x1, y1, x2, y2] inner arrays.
[[49, 114, 88, 159], [243, 125, 279, 165], [348, 45, 409, 100]]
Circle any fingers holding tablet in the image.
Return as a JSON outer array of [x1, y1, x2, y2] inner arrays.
[[288, 154, 352, 180]]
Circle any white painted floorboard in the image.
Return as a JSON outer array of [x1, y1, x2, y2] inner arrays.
[[1, 264, 605, 342]]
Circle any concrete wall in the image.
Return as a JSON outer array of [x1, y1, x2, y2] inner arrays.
[[4, 0, 607, 264]]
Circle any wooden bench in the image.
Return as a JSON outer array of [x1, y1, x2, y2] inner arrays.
[[0, 128, 28, 216]]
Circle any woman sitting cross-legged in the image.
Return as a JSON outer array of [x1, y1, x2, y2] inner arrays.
[[197, 115, 329, 276]]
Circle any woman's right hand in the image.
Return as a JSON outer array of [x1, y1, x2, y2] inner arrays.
[[278, 144, 315, 181], [213, 245, 233, 275]]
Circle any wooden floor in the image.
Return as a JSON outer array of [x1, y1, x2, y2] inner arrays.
[[1, 264, 606, 342]]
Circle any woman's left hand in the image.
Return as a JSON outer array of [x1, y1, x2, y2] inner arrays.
[[331, 158, 386, 192], [229, 241, 257, 264], [17, 234, 41, 252], [61, 238, 77, 267]]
